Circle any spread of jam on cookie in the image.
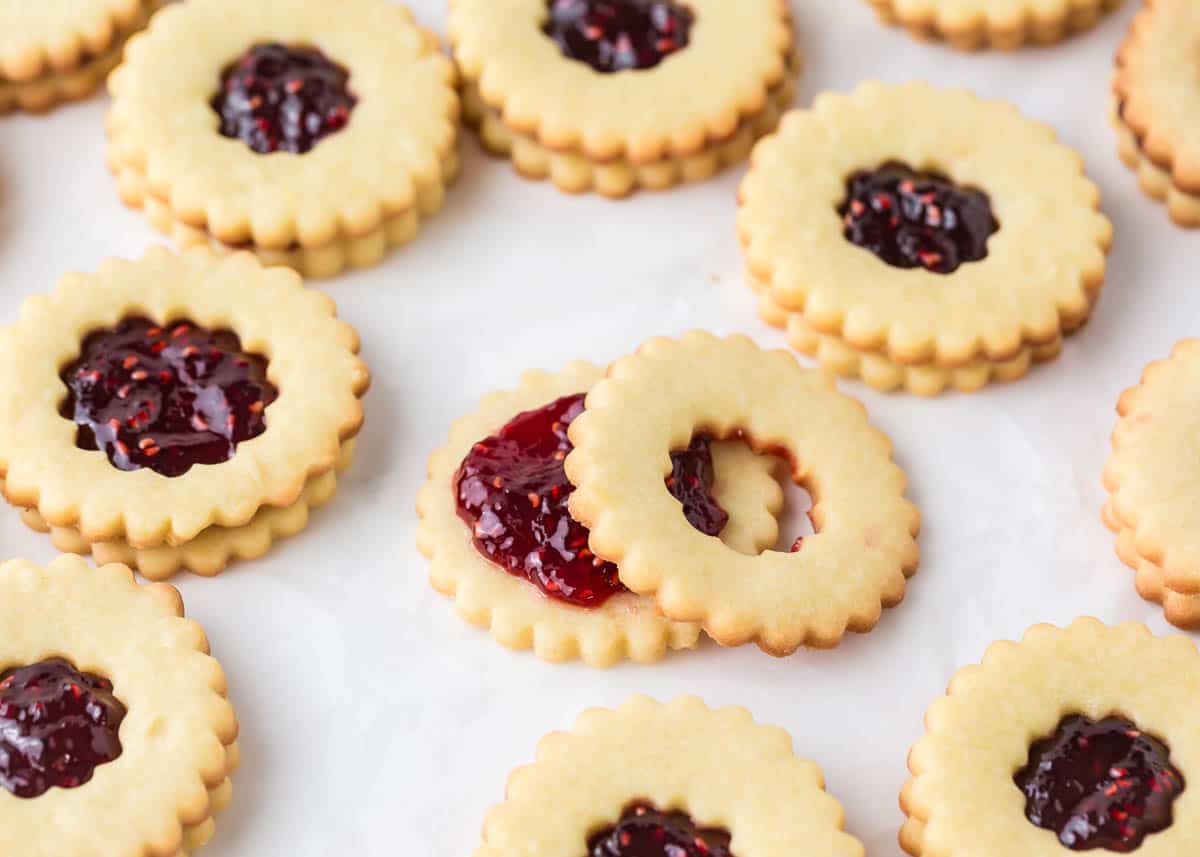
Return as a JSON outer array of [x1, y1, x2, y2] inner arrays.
[[838, 161, 998, 274], [588, 802, 734, 857], [1014, 714, 1185, 852], [456, 393, 727, 607], [0, 658, 126, 799], [212, 43, 357, 154], [543, 0, 695, 73], [60, 316, 277, 478]]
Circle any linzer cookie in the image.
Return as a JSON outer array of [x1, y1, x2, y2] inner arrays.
[[565, 332, 920, 656], [865, 0, 1124, 50], [738, 82, 1112, 395], [0, 555, 239, 856], [0, 246, 369, 579], [475, 696, 864, 857], [450, 0, 794, 197], [0, 0, 161, 114], [417, 361, 785, 667], [106, 0, 460, 278], [1103, 340, 1200, 630], [1113, 0, 1200, 227], [901, 618, 1199, 856]]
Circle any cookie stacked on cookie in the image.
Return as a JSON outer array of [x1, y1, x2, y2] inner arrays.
[[0, 0, 160, 114], [864, 0, 1125, 50], [419, 331, 920, 664], [105, 0, 460, 278], [739, 82, 1113, 396], [450, 0, 796, 197]]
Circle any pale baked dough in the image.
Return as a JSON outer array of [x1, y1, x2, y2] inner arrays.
[[565, 332, 921, 655], [449, 0, 792, 164], [901, 618, 1200, 856], [866, 0, 1124, 50], [1106, 504, 1200, 630], [0, 0, 153, 82], [417, 361, 786, 667], [738, 81, 1111, 366], [1112, 99, 1200, 228], [0, 246, 369, 548], [106, 0, 459, 254], [475, 696, 864, 857], [0, 555, 239, 857]]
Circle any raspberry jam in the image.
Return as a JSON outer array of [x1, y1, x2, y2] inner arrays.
[[61, 316, 277, 478], [1014, 714, 1184, 851], [838, 161, 998, 274], [589, 803, 734, 857], [212, 43, 357, 154], [0, 658, 126, 799], [455, 393, 727, 608], [543, 0, 694, 73]]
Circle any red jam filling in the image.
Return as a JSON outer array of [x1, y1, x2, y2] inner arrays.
[[455, 393, 727, 608], [1014, 714, 1184, 851], [589, 803, 734, 857], [838, 161, 998, 274], [543, 0, 694, 73], [212, 43, 357, 154], [60, 316, 277, 478], [0, 658, 126, 799]]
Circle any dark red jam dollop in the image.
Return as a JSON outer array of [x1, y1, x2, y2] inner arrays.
[[455, 393, 727, 608], [0, 658, 126, 799], [838, 161, 998, 274], [543, 0, 694, 73], [589, 803, 734, 857], [61, 316, 277, 478], [212, 43, 357, 154], [1014, 714, 1184, 852]]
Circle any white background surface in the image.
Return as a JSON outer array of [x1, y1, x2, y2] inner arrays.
[[0, 1, 1191, 854]]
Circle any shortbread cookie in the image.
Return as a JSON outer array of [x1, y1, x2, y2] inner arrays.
[[450, 0, 793, 197], [1113, 0, 1200, 228], [417, 361, 785, 667], [751, 272, 1064, 396], [866, 0, 1124, 50], [1102, 340, 1200, 628], [0, 1, 159, 115], [901, 618, 1199, 856], [0, 555, 239, 856], [106, 0, 459, 277], [565, 332, 920, 656], [0, 246, 369, 573], [475, 696, 864, 857], [0, 0, 154, 82], [739, 82, 1111, 373]]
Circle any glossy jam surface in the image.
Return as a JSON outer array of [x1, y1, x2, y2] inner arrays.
[[212, 43, 357, 154], [455, 393, 726, 608], [543, 0, 694, 73], [0, 659, 126, 799], [61, 316, 277, 478], [838, 161, 998, 274], [1014, 714, 1185, 851], [588, 803, 734, 857]]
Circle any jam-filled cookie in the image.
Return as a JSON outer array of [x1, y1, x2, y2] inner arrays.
[[106, 0, 459, 278], [1113, 0, 1200, 228], [738, 82, 1112, 395], [0, 246, 369, 578], [475, 696, 864, 857], [0, 555, 239, 856], [564, 331, 920, 656], [0, 0, 161, 114], [865, 0, 1124, 50], [417, 361, 785, 667], [1103, 340, 1200, 630], [901, 618, 1199, 856], [450, 0, 795, 197]]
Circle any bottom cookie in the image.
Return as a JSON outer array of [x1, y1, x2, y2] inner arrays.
[[867, 0, 1124, 50], [1113, 101, 1200, 228], [13, 440, 354, 580], [751, 278, 1063, 396], [109, 152, 459, 279], [1104, 500, 1200, 630]]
